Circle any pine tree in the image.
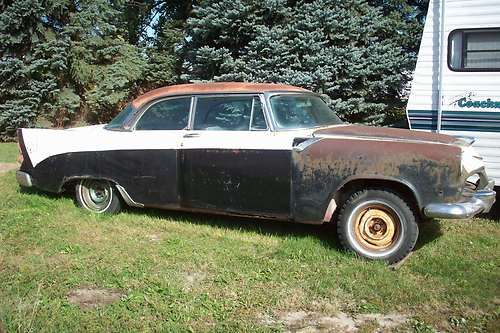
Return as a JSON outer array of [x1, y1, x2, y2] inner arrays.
[[0, 0, 425, 139], [140, 0, 193, 91], [184, 0, 425, 125], [59, 0, 147, 123], [0, 0, 67, 139], [0, 0, 188, 139]]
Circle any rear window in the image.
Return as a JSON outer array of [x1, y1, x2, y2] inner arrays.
[[105, 104, 136, 130], [135, 97, 191, 130]]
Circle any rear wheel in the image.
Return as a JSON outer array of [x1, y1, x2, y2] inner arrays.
[[337, 189, 418, 264], [75, 179, 121, 214]]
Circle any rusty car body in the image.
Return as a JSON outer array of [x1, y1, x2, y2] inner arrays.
[[16, 82, 496, 263]]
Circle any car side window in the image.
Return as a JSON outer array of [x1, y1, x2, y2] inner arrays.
[[250, 97, 268, 130], [136, 97, 191, 130], [194, 96, 267, 131]]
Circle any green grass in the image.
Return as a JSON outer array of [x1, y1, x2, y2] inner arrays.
[[0, 142, 18, 163], [0, 143, 499, 332]]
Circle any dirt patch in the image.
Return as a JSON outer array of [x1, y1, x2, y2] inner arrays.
[[189, 315, 217, 332], [261, 310, 408, 332], [67, 288, 124, 309], [45, 253, 70, 268], [147, 234, 162, 242], [183, 271, 207, 290], [357, 313, 408, 330], [0, 163, 18, 174]]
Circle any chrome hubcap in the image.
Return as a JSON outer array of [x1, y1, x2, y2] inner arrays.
[[80, 180, 112, 212]]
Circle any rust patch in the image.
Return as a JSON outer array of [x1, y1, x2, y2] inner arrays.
[[353, 205, 399, 250], [314, 124, 457, 144], [132, 82, 310, 109], [292, 137, 463, 223]]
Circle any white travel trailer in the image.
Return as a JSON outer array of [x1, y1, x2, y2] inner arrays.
[[407, 0, 500, 186]]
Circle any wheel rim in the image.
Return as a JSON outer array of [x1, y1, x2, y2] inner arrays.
[[353, 205, 400, 250], [347, 201, 404, 257], [79, 180, 112, 212]]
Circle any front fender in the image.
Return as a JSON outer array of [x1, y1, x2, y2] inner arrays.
[[291, 137, 462, 223]]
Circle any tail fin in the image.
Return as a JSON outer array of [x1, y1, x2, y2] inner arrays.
[[17, 128, 33, 170]]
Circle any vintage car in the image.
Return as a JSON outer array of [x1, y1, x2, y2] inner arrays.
[[16, 82, 496, 263]]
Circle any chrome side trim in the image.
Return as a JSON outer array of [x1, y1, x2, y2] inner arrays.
[[16, 171, 32, 187], [314, 133, 458, 147], [424, 179, 496, 219], [292, 137, 322, 152], [454, 135, 476, 146], [115, 184, 144, 207]]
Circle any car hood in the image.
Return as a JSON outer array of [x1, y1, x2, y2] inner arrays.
[[312, 124, 463, 146]]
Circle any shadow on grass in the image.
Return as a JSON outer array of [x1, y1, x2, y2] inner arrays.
[[414, 219, 443, 251], [481, 188, 499, 221], [117, 204, 443, 256], [128, 205, 342, 251], [19, 187, 76, 201], [19, 187, 444, 255], [19, 186, 66, 199]]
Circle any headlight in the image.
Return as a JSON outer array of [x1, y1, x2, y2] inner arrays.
[[461, 146, 484, 174]]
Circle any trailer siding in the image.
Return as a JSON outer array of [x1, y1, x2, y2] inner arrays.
[[407, 0, 500, 184]]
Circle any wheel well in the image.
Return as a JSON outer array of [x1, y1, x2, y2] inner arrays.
[[61, 177, 118, 193], [61, 177, 136, 207], [62, 179, 78, 193], [333, 179, 422, 218]]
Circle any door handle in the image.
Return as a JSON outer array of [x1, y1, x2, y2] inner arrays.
[[183, 133, 200, 138]]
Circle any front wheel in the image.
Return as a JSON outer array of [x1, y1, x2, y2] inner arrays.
[[75, 179, 121, 214], [336, 189, 419, 264]]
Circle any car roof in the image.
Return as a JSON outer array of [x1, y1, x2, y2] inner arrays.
[[131, 82, 311, 109]]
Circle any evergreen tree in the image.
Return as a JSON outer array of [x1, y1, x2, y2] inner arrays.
[[0, 0, 66, 139], [184, 0, 426, 125], [139, 0, 194, 92], [0, 0, 188, 140], [0, 0, 426, 140]]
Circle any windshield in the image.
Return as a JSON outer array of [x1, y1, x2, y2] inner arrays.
[[269, 94, 342, 129], [105, 104, 136, 130]]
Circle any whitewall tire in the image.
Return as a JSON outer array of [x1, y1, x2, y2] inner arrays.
[[337, 189, 419, 264], [75, 179, 121, 214]]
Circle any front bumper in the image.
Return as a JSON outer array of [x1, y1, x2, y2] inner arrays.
[[424, 179, 496, 219], [16, 170, 33, 187]]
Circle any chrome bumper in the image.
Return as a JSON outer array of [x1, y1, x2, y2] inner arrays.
[[424, 180, 496, 219], [16, 170, 33, 187]]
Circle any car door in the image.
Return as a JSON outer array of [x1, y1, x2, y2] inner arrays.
[[122, 96, 191, 207], [180, 95, 292, 217]]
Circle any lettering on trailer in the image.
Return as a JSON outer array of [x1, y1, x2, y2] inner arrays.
[[457, 97, 500, 109]]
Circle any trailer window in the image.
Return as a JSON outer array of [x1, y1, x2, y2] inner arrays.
[[449, 28, 500, 71]]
